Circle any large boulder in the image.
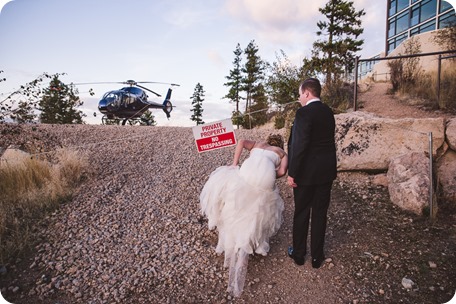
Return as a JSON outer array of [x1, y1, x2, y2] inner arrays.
[[387, 152, 431, 215], [446, 118, 456, 151], [336, 112, 446, 171], [437, 149, 456, 204]]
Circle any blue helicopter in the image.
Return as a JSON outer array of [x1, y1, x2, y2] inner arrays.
[[78, 80, 179, 125]]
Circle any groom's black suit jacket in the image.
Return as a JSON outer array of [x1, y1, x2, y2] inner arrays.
[[288, 100, 337, 185]]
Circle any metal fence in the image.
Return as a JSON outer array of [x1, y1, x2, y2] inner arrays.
[[353, 49, 456, 111], [351, 50, 456, 220]]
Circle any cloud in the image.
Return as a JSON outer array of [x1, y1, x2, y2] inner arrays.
[[223, 0, 326, 61], [224, 0, 388, 59], [225, 0, 322, 30], [207, 49, 226, 68], [167, 8, 209, 28], [165, 2, 220, 29]]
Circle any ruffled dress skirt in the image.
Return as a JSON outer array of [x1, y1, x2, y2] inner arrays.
[[199, 149, 284, 296]]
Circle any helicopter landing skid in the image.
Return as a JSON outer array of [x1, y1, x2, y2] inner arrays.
[[101, 116, 141, 125]]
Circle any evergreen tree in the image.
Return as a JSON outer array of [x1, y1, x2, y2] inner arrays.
[[312, 0, 365, 85], [242, 40, 266, 112], [224, 44, 244, 128], [224, 43, 243, 113], [39, 75, 85, 124], [190, 83, 205, 125], [139, 110, 157, 126], [12, 100, 36, 123], [243, 83, 268, 129]]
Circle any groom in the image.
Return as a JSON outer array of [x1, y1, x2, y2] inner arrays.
[[287, 78, 337, 268]]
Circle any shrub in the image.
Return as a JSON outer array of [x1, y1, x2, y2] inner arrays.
[[321, 80, 354, 111], [387, 37, 422, 94], [392, 61, 456, 112], [0, 148, 88, 263], [274, 114, 285, 129]]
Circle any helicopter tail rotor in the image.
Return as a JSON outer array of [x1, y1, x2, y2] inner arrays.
[[162, 88, 173, 119]]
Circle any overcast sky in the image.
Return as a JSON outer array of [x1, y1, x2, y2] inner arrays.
[[0, 0, 454, 126]]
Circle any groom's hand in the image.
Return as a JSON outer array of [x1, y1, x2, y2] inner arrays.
[[287, 176, 297, 188]]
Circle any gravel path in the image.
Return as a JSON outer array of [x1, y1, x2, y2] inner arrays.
[[357, 81, 453, 119], [1, 96, 455, 303]]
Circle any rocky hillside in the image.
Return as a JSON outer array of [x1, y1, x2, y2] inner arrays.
[[1, 122, 455, 304]]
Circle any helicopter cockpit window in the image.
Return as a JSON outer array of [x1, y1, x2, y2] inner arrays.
[[124, 93, 135, 105], [125, 87, 148, 101], [103, 92, 121, 108]]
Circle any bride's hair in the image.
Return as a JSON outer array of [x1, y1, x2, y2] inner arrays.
[[266, 134, 284, 149]]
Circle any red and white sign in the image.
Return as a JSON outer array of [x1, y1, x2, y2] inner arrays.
[[192, 119, 236, 153]]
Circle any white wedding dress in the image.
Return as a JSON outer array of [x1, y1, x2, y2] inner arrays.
[[200, 148, 284, 297]]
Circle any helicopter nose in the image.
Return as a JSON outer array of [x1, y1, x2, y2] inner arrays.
[[98, 99, 108, 113]]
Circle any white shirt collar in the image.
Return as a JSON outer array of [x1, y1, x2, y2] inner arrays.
[[306, 98, 320, 106]]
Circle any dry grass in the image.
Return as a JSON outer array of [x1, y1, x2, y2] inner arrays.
[[0, 148, 88, 263], [397, 61, 456, 111]]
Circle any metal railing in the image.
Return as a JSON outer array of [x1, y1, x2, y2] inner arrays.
[[353, 49, 456, 111]]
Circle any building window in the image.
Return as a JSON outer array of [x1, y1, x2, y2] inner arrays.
[[389, 0, 410, 16], [389, 0, 397, 16], [409, 0, 438, 27], [439, 10, 456, 28], [387, 33, 408, 53], [421, 0, 438, 22], [396, 33, 408, 48], [440, 0, 454, 13], [397, 0, 409, 12], [388, 10, 410, 39], [411, 19, 436, 36], [397, 11, 410, 34], [388, 20, 396, 37], [386, 0, 456, 54], [411, 6, 420, 26]]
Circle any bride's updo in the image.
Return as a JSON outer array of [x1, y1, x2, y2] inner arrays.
[[266, 134, 284, 149]]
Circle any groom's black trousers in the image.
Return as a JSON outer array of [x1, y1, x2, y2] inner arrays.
[[292, 181, 333, 260]]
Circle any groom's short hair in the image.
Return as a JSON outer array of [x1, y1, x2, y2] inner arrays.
[[300, 78, 321, 98]]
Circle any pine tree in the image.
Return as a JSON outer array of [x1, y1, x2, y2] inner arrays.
[[39, 75, 85, 124], [190, 83, 205, 125], [242, 40, 266, 112], [224, 43, 243, 113], [12, 100, 36, 123], [243, 83, 268, 129], [312, 0, 365, 85], [139, 110, 157, 126]]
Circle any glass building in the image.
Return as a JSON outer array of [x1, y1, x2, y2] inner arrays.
[[386, 0, 456, 54]]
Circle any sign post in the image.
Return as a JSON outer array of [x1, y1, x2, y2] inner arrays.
[[192, 119, 236, 153]]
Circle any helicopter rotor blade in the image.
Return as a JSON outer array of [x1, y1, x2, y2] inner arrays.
[[136, 84, 161, 97], [136, 81, 180, 87], [72, 81, 122, 85], [72, 80, 180, 87]]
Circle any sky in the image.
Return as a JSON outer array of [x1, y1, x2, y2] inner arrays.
[[0, 0, 454, 127]]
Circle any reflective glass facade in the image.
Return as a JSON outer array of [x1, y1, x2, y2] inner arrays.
[[386, 0, 455, 54]]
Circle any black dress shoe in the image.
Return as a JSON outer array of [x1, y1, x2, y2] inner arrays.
[[287, 246, 305, 266], [311, 257, 325, 269]]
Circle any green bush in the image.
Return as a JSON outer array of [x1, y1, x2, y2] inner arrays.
[[321, 80, 354, 111]]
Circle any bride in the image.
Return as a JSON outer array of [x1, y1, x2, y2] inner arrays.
[[199, 134, 288, 297]]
